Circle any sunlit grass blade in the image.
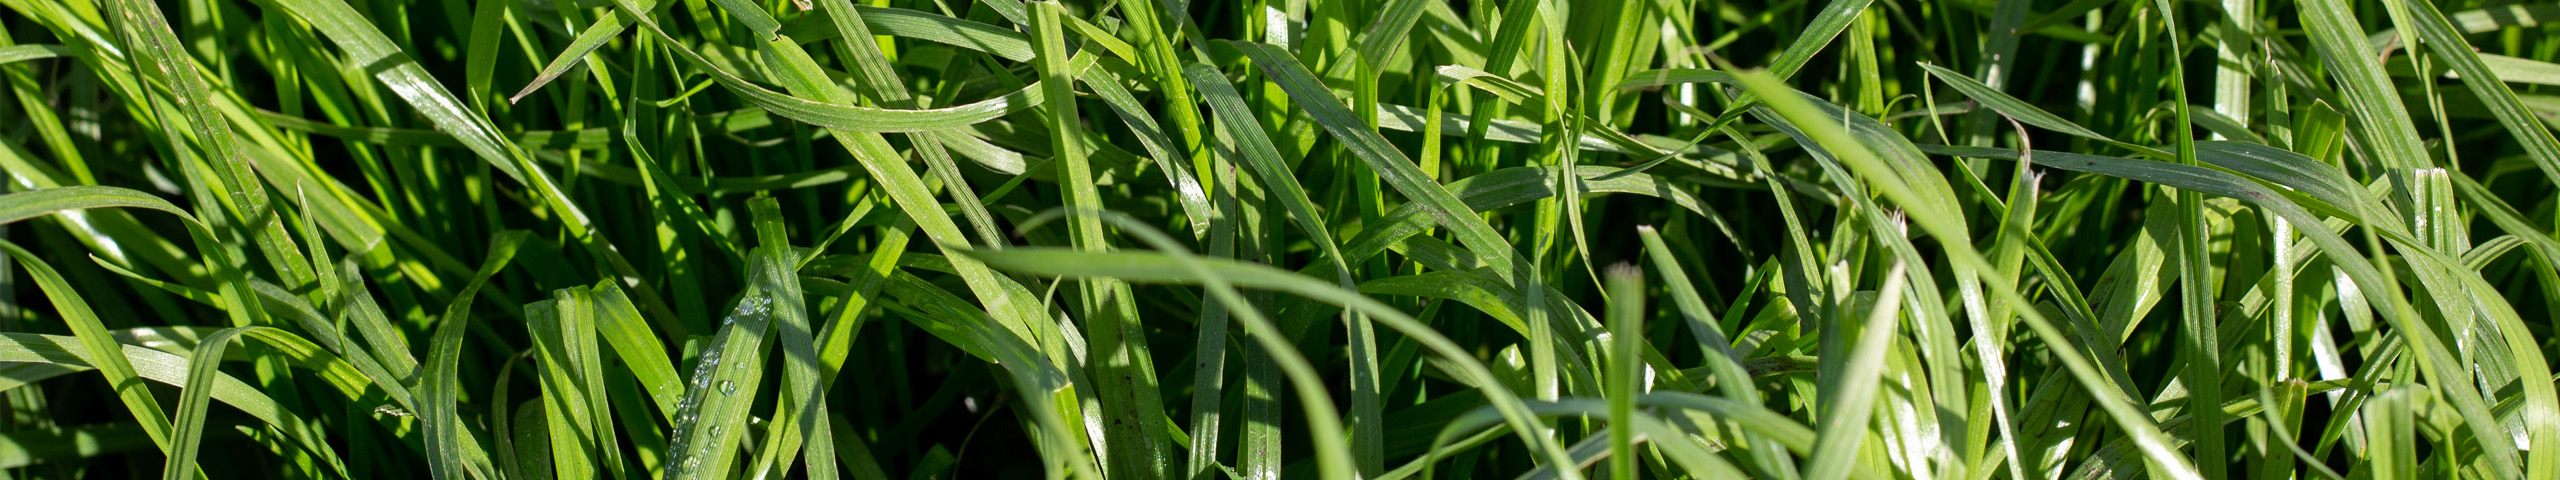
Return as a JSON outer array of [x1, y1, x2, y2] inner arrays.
[[660, 253, 782, 479], [1602, 264, 1642, 480], [1730, 67, 2204, 479], [1029, 5, 1174, 477], [0, 241, 177, 457], [747, 197, 837, 480], [17, 0, 2560, 476], [0, 187, 190, 225]]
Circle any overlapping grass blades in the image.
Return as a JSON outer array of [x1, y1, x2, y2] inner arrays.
[[11, 0, 2560, 477]]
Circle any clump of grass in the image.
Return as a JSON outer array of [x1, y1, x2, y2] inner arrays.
[[2, 0, 2557, 477]]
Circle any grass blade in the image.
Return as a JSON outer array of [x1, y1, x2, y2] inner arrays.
[[423, 231, 528, 480]]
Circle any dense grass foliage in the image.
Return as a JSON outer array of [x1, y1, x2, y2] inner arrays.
[[7, 0, 2560, 476]]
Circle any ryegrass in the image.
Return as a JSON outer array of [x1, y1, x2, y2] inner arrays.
[[4, 0, 2560, 477]]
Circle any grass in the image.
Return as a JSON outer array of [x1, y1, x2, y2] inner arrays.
[[5, 0, 2560, 476]]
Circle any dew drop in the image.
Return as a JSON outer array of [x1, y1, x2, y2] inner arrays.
[[718, 381, 737, 395]]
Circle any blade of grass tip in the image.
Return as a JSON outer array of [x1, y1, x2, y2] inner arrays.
[[0, 186, 190, 225], [1974, 121, 2038, 480], [1226, 48, 1516, 463], [1083, 61, 1215, 239], [591, 281, 684, 415], [261, 0, 687, 328], [1603, 263, 1643, 480], [1729, 69, 2205, 480], [423, 231, 528, 480], [1711, 61, 1978, 480], [0, 44, 69, 64], [491, 351, 530, 479], [0, 240, 177, 454], [162, 326, 277, 480], [513, 402, 555, 479], [1914, 63, 2172, 158], [0, 332, 319, 432], [2363, 386, 2416, 480], [1182, 64, 1358, 285], [509, 0, 669, 103], [1228, 41, 1521, 284], [1803, 262, 1908, 480], [1029, 5, 1175, 479]]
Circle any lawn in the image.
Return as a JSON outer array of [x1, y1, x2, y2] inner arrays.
[[1, 0, 2555, 477]]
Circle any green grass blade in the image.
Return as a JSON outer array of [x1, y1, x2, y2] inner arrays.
[[1602, 264, 1642, 480], [1730, 67, 2204, 480], [749, 197, 837, 480], [1803, 263, 1906, 480], [1230, 41, 1523, 285], [1030, 5, 1174, 478], [423, 231, 528, 480], [591, 281, 684, 415], [2296, 0, 2433, 169], [963, 245, 1581, 478], [0, 186, 189, 225], [0, 241, 177, 455], [660, 256, 781, 479]]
